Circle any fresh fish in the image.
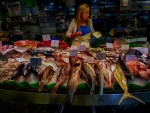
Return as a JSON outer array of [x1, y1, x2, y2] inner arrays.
[[114, 64, 145, 105], [119, 51, 134, 80], [38, 66, 55, 92], [83, 62, 95, 95], [67, 58, 82, 103], [95, 63, 104, 95], [11, 63, 25, 79], [51, 63, 71, 94], [25, 68, 39, 84]]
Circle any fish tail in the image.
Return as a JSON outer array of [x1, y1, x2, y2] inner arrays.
[[38, 82, 45, 92], [51, 82, 60, 94], [118, 92, 145, 105], [67, 79, 78, 104]]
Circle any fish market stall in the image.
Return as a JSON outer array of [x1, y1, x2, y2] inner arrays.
[[0, 37, 150, 108]]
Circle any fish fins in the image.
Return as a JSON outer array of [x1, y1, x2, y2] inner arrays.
[[38, 82, 45, 92], [118, 92, 145, 105], [51, 82, 60, 94]]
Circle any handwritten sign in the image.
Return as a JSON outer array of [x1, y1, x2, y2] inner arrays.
[[106, 43, 113, 49], [126, 55, 136, 61], [42, 34, 51, 41], [78, 45, 87, 51], [51, 40, 59, 47], [81, 42, 90, 48], [85, 57, 94, 63], [121, 44, 129, 51], [96, 52, 106, 60], [16, 58, 26, 62], [69, 49, 78, 56], [30, 58, 41, 67]]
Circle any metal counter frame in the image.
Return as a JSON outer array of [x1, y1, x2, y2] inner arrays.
[[0, 89, 150, 106]]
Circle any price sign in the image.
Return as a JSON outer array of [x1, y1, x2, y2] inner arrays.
[[69, 49, 78, 56], [85, 57, 94, 63], [138, 48, 148, 55], [16, 58, 26, 62], [96, 52, 106, 60], [121, 44, 129, 50], [106, 43, 113, 48], [78, 45, 87, 51], [55, 67, 61, 76], [30, 58, 42, 67], [0, 41, 2, 46], [42, 34, 51, 41], [126, 55, 136, 61], [71, 45, 78, 49], [51, 40, 59, 47], [81, 42, 90, 48]]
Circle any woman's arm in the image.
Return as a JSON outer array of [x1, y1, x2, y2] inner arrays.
[[66, 19, 77, 38], [89, 19, 95, 32]]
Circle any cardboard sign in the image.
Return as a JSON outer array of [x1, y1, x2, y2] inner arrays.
[[30, 58, 41, 67], [16, 58, 26, 62], [69, 49, 78, 56], [85, 57, 94, 63], [51, 40, 59, 47], [106, 43, 113, 48], [126, 55, 136, 61], [42, 34, 51, 41], [96, 52, 106, 60], [78, 45, 87, 51], [121, 44, 129, 51]]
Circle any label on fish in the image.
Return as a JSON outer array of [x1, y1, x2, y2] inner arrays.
[[0, 41, 2, 46], [121, 44, 129, 50], [51, 40, 59, 47], [16, 58, 26, 62], [69, 49, 78, 56], [126, 55, 136, 61], [85, 57, 94, 63], [30, 58, 42, 67], [96, 52, 106, 60], [55, 67, 61, 76], [106, 43, 113, 48], [42, 34, 51, 41], [78, 45, 87, 51]]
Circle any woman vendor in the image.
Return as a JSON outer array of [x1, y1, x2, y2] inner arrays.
[[66, 3, 95, 45]]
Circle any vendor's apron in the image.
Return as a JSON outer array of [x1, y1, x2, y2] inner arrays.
[[72, 33, 91, 47]]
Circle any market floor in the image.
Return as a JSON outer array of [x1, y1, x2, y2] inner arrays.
[[1, 102, 150, 113]]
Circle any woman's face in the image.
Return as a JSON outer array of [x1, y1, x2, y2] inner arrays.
[[81, 8, 90, 21]]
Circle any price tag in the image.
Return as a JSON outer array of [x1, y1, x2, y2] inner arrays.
[[16, 58, 26, 62], [121, 44, 129, 50], [138, 47, 148, 55], [30, 58, 42, 67], [51, 40, 59, 47], [78, 45, 87, 51], [0, 41, 2, 46], [96, 52, 106, 60], [81, 42, 90, 48], [71, 45, 78, 49], [69, 49, 78, 56], [126, 55, 136, 61], [42, 34, 51, 41], [55, 67, 61, 76], [85, 57, 94, 63], [106, 43, 113, 48]]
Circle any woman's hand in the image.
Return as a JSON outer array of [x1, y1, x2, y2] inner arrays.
[[70, 31, 82, 38]]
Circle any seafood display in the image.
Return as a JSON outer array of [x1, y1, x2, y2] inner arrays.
[[0, 39, 150, 105]]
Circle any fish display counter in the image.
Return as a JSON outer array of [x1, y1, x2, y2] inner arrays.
[[0, 39, 150, 106]]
